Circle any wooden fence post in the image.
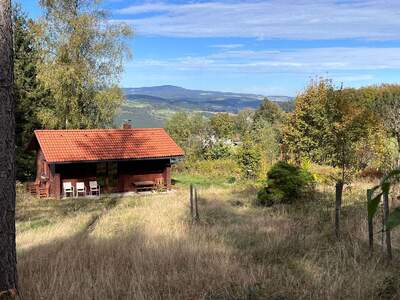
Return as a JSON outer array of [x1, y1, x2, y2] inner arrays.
[[194, 187, 200, 221], [335, 181, 343, 239], [367, 189, 374, 252], [383, 191, 392, 260], [189, 184, 194, 220]]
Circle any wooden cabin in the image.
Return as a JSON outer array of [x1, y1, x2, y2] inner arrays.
[[26, 124, 184, 198]]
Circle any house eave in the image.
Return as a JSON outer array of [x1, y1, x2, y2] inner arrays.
[[48, 155, 185, 165]]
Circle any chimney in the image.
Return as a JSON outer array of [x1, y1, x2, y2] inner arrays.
[[122, 120, 132, 129]]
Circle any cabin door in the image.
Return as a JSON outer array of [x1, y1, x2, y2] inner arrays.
[[107, 162, 118, 192], [96, 162, 118, 193]]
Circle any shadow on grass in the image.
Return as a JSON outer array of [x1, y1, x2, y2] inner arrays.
[[16, 196, 118, 234], [17, 219, 269, 300]]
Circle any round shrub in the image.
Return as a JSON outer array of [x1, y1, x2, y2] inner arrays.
[[256, 161, 315, 206]]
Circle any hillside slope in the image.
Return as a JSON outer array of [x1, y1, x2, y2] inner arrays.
[[116, 85, 294, 127]]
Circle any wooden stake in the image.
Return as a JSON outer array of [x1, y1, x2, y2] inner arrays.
[[335, 181, 343, 239], [194, 187, 199, 221], [189, 184, 194, 219], [367, 189, 374, 252], [381, 205, 385, 253], [383, 191, 392, 260]]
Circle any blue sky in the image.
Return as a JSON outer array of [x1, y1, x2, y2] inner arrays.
[[21, 0, 400, 96]]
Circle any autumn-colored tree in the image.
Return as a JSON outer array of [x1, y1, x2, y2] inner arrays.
[[235, 108, 254, 135], [374, 84, 400, 160], [165, 112, 209, 158], [283, 79, 333, 163], [284, 79, 380, 237], [251, 119, 280, 166], [210, 112, 235, 139], [253, 97, 284, 125], [34, 0, 132, 129]]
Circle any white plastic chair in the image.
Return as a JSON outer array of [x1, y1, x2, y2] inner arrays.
[[76, 182, 86, 197], [63, 182, 74, 198], [89, 181, 100, 197]]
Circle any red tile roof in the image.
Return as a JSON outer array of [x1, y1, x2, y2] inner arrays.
[[31, 128, 185, 163]]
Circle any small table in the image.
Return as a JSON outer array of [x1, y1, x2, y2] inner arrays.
[[133, 181, 155, 192]]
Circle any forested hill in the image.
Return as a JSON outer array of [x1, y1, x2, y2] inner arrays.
[[123, 85, 293, 112], [117, 85, 294, 127]]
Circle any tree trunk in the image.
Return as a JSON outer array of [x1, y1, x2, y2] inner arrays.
[[0, 0, 18, 298], [189, 184, 193, 220], [335, 180, 344, 239]]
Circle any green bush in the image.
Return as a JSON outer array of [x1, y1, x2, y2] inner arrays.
[[174, 158, 241, 179], [256, 161, 315, 206], [237, 139, 261, 179], [204, 142, 232, 160]]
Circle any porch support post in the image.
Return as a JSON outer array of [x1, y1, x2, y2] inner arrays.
[[49, 164, 61, 199], [54, 174, 61, 199], [164, 163, 171, 190]]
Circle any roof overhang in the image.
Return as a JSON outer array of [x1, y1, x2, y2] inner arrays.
[[47, 155, 185, 165]]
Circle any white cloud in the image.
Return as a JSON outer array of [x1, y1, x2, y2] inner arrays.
[[210, 44, 244, 49], [126, 47, 400, 73], [113, 0, 400, 40]]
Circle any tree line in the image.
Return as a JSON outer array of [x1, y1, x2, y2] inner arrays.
[[168, 79, 400, 179]]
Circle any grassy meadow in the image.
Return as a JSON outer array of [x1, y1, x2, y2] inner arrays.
[[15, 176, 400, 300]]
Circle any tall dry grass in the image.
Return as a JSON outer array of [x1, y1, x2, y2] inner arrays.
[[16, 183, 400, 299]]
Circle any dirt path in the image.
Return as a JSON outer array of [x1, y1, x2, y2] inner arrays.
[[83, 197, 119, 234]]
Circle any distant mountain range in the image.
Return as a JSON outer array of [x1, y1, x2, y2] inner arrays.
[[123, 85, 294, 113], [116, 85, 294, 128]]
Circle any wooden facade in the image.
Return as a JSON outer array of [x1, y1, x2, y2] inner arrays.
[[32, 149, 173, 198]]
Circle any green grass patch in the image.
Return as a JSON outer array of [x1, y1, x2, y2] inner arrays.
[[173, 173, 233, 188], [17, 218, 52, 232]]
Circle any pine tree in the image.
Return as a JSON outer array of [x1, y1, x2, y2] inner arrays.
[[13, 4, 49, 179]]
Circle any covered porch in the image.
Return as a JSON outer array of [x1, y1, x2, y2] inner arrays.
[[28, 158, 172, 199]]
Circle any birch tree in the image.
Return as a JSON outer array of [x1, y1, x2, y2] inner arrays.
[[35, 0, 132, 129]]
